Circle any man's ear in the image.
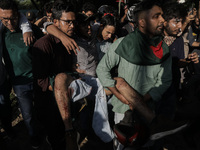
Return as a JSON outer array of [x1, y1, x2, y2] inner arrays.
[[54, 19, 59, 26], [139, 19, 146, 28], [98, 24, 103, 31], [164, 21, 167, 27]]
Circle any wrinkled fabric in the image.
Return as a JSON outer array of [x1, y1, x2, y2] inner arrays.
[[69, 77, 114, 142], [92, 78, 114, 142], [69, 79, 92, 102]]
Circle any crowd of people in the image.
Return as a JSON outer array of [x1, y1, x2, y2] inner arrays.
[[0, 0, 200, 150]]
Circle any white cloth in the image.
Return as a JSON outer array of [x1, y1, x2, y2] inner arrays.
[[69, 77, 114, 143], [69, 79, 92, 102], [92, 78, 114, 142]]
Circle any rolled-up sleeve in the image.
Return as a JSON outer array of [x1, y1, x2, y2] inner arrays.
[[19, 13, 32, 34]]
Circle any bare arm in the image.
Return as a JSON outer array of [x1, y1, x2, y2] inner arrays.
[[120, 8, 128, 23], [46, 24, 80, 55], [191, 41, 200, 47], [108, 86, 129, 105], [143, 93, 152, 102], [181, 10, 195, 32], [23, 32, 34, 46], [34, 17, 45, 26]]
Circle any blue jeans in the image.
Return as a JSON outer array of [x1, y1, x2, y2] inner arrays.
[[13, 82, 36, 137]]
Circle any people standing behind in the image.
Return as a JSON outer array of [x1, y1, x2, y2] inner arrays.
[[162, 2, 199, 100], [26, 11, 44, 40], [96, 13, 117, 61], [180, 3, 197, 59], [81, 2, 99, 37], [119, 3, 129, 24], [34, 1, 53, 33], [119, 5, 136, 37], [26, 11, 36, 24], [81, 2, 97, 17], [0, 0, 43, 148], [32, 1, 79, 150]]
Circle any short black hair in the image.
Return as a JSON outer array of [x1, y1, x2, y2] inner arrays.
[[0, 0, 18, 12], [81, 2, 96, 14], [162, 2, 182, 22], [134, 0, 161, 25], [44, 2, 53, 13], [52, 1, 75, 20], [101, 14, 117, 29]]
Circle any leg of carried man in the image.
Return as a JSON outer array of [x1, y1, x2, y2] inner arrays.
[[114, 77, 155, 123], [114, 77, 188, 141], [54, 73, 79, 150]]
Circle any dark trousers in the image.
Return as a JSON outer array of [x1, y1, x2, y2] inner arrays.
[[0, 80, 12, 132], [13, 82, 37, 137], [34, 91, 65, 150]]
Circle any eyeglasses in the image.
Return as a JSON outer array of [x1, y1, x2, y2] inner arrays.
[[0, 17, 18, 22], [59, 19, 77, 26]]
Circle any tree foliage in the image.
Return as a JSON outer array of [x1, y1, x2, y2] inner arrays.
[[15, 0, 56, 10]]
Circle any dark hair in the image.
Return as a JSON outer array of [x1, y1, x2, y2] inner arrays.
[[101, 14, 117, 29], [52, 1, 74, 20], [81, 2, 96, 14], [98, 5, 117, 18], [44, 2, 53, 13], [162, 2, 182, 22], [0, 0, 18, 12], [134, 0, 161, 25]]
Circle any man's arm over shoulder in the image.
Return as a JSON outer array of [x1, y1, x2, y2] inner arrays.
[[44, 23, 80, 55], [19, 13, 34, 46]]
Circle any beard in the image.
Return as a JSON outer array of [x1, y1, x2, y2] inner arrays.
[[165, 24, 178, 37], [154, 25, 164, 36]]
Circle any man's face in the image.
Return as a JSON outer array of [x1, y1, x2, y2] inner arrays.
[[195, 17, 199, 26], [0, 9, 18, 32], [101, 25, 116, 41], [46, 12, 52, 18], [57, 12, 76, 37], [143, 5, 164, 37], [78, 21, 92, 39], [83, 11, 94, 17], [164, 18, 182, 36]]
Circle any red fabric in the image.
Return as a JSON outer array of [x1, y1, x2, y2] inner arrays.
[[103, 13, 114, 17], [150, 41, 163, 59], [116, 0, 124, 2]]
